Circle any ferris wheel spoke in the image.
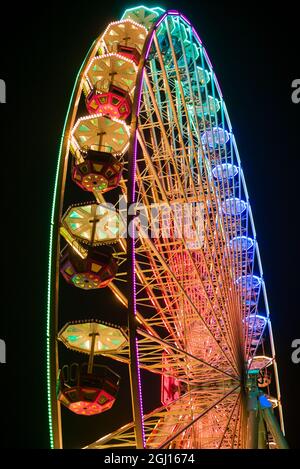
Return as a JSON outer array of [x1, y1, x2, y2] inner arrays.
[[97, 322, 239, 383], [236, 398, 247, 448], [136, 328, 240, 382], [230, 399, 244, 448], [151, 30, 240, 316], [107, 281, 161, 339], [133, 160, 241, 372], [84, 385, 239, 450], [134, 227, 240, 375], [134, 246, 240, 375], [171, 44, 251, 333], [138, 73, 243, 370], [83, 420, 137, 449], [156, 385, 240, 448], [184, 389, 242, 449], [217, 391, 241, 448]]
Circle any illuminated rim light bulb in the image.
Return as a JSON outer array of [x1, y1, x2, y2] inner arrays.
[[229, 236, 254, 251], [222, 197, 247, 216], [212, 163, 238, 181]]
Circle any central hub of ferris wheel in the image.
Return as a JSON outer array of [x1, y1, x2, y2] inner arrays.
[[46, 5, 287, 449]]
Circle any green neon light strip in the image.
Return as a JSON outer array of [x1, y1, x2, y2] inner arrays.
[[47, 6, 165, 448], [46, 43, 96, 449], [121, 5, 162, 20]]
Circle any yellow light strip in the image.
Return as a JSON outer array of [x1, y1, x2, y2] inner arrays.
[[59, 227, 88, 259]]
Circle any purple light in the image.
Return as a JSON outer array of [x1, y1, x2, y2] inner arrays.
[[135, 337, 146, 445], [167, 10, 179, 15], [203, 48, 213, 70], [192, 26, 203, 45], [180, 13, 191, 25], [129, 28, 156, 445], [155, 13, 167, 28], [131, 120, 146, 444], [136, 70, 144, 115], [214, 75, 223, 98], [145, 30, 155, 61]]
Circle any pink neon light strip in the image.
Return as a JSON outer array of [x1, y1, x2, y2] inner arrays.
[[155, 13, 167, 27], [131, 10, 225, 447], [180, 13, 191, 25], [192, 26, 203, 45], [130, 27, 156, 448]]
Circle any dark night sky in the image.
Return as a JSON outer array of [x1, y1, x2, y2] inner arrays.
[[1, 0, 299, 450]]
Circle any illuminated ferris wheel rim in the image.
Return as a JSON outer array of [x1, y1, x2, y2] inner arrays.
[[47, 5, 285, 450]]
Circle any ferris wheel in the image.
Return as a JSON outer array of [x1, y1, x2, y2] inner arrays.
[[47, 6, 288, 449]]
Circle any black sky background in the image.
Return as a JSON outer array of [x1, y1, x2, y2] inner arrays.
[[1, 0, 299, 449]]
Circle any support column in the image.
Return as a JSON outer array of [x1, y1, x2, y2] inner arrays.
[[246, 371, 259, 449], [259, 395, 289, 449], [258, 410, 267, 449]]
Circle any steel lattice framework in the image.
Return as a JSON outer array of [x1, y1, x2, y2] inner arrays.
[[47, 6, 285, 450]]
